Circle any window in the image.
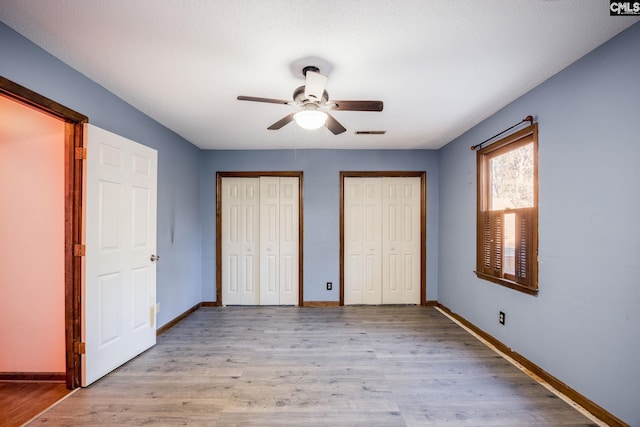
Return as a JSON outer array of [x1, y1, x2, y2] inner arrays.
[[476, 123, 538, 294]]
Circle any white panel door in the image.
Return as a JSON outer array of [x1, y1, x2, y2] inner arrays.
[[382, 177, 421, 304], [221, 178, 260, 305], [277, 177, 299, 305], [259, 176, 299, 305], [259, 177, 280, 305], [83, 124, 157, 386], [344, 178, 382, 305]]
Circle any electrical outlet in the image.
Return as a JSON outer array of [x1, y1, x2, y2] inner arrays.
[[499, 311, 505, 325], [326, 282, 332, 291]]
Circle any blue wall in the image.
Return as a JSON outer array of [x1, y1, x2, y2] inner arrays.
[[438, 23, 640, 425], [200, 149, 439, 302], [0, 23, 203, 327]]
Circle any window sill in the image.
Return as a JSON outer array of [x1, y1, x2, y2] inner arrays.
[[474, 271, 538, 296]]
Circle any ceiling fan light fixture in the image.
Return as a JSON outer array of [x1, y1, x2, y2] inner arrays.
[[294, 110, 327, 130]]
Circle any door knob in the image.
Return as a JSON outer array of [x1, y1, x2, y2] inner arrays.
[[150, 254, 160, 262]]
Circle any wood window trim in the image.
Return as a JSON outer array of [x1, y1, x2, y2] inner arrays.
[[339, 171, 427, 306], [0, 76, 88, 388], [475, 123, 538, 295], [215, 171, 304, 306]]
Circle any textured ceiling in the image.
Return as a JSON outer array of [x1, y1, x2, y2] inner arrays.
[[1, 1, 637, 150]]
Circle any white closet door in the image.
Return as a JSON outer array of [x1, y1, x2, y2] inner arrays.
[[277, 177, 299, 305], [259, 177, 280, 305], [259, 176, 299, 305], [344, 178, 382, 305], [222, 178, 260, 305], [382, 177, 421, 304]]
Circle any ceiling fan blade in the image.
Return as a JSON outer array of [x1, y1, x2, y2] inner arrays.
[[267, 113, 296, 130], [237, 95, 290, 105], [332, 100, 384, 111], [325, 113, 346, 135], [304, 70, 328, 101]]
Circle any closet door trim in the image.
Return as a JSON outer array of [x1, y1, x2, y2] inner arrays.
[[339, 171, 426, 306], [216, 171, 303, 306]]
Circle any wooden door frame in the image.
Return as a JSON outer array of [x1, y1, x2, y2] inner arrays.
[[339, 171, 427, 306], [216, 171, 304, 306], [0, 77, 87, 388]]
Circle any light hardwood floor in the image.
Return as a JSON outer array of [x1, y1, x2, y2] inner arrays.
[[29, 306, 597, 426]]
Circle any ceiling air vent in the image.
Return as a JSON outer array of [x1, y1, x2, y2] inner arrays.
[[355, 131, 386, 135]]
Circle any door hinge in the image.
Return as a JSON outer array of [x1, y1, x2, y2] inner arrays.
[[73, 244, 86, 257], [75, 147, 87, 160], [74, 342, 86, 354]]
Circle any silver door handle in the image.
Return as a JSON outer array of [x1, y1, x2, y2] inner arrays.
[[150, 254, 160, 262]]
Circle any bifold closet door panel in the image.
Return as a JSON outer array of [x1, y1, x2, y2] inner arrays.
[[221, 178, 260, 305], [259, 177, 280, 305], [381, 177, 421, 304], [344, 178, 382, 305], [259, 176, 299, 306], [277, 177, 299, 305]]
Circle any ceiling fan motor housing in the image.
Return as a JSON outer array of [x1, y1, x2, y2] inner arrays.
[[293, 85, 329, 105]]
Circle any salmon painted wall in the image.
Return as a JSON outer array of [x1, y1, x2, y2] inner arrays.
[[0, 95, 66, 372]]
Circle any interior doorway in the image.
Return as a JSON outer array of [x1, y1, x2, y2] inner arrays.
[[0, 94, 65, 375], [0, 77, 87, 388]]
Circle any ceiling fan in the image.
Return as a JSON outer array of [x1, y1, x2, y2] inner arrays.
[[237, 66, 383, 135]]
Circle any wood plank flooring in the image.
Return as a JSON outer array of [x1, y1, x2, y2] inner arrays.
[[0, 382, 70, 427], [28, 306, 598, 426]]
